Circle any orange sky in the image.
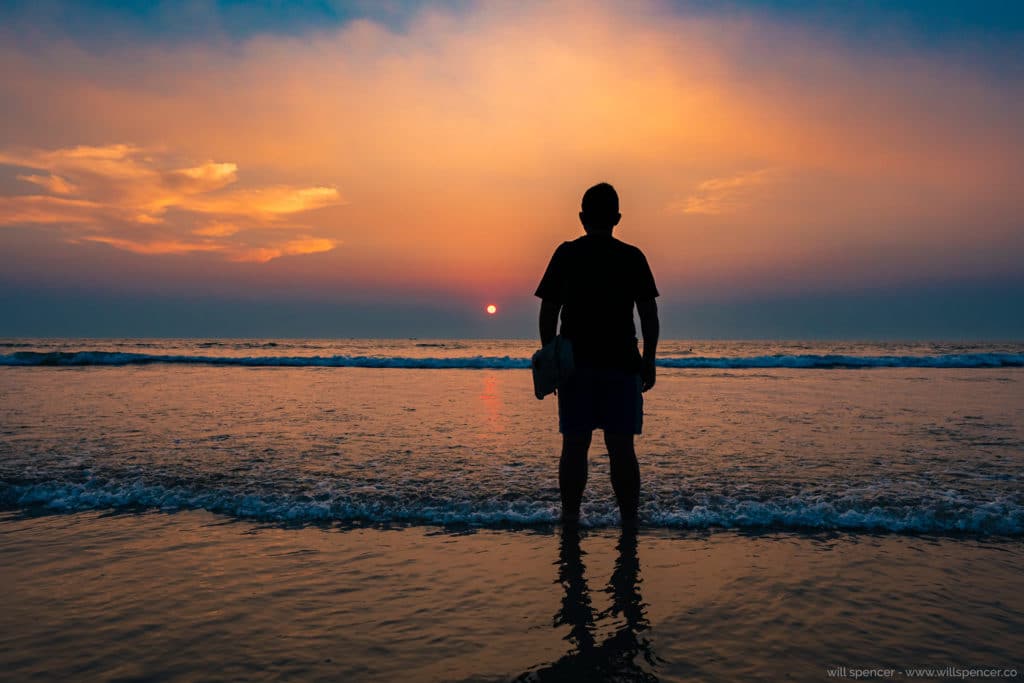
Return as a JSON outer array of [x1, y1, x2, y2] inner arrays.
[[0, 1, 1022, 320]]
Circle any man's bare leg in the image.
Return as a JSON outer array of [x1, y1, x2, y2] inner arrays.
[[604, 431, 640, 525], [559, 432, 592, 523]]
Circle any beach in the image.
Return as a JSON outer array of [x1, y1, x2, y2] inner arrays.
[[1, 338, 1023, 680], [2, 510, 1022, 681]]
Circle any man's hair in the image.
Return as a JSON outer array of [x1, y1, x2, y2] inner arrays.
[[581, 183, 619, 228]]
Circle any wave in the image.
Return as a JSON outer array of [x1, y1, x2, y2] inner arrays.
[[659, 353, 1024, 369], [0, 351, 531, 368], [2, 479, 1020, 535], [1, 351, 1022, 369]]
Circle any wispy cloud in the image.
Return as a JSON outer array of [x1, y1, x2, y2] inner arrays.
[[0, 144, 343, 261], [230, 237, 340, 263], [192, 221, 239, 238], [0, 195, 101, 224], [667, 168, 782, 215], [80, 235, 225, 256], [16, 173, 78, 195]]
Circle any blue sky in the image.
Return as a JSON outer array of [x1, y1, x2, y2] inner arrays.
[[4, 0, 1022, 50]]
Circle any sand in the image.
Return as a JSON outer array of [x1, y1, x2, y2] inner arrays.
[[1, 510, 1021, 681]]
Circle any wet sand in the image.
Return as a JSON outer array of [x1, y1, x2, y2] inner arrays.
[[1, 510, 1021, 681]]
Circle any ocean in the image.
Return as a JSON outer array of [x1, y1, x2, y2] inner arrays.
[[2, 338, 1022, 533], [1, 338, 1022, 680]]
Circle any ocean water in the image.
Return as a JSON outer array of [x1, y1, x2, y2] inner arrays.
[[2, 338, 1022, 535]]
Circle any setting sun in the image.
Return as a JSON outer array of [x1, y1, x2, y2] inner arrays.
[[486, 304, 497, 315]]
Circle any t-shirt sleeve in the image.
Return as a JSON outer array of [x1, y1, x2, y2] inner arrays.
[[634, 250, 659, 301], [534, 243, 568, 301]]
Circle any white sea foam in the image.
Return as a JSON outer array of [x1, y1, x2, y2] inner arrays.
[[3, 479, 1020, 535]]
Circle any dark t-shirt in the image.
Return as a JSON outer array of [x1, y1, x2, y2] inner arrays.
[[534, 233, 659, 371]]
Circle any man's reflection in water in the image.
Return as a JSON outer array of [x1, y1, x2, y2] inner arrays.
[[518, 525, 661, 682]]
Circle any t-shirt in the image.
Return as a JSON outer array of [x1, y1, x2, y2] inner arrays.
[[534, 233, 659, 371]]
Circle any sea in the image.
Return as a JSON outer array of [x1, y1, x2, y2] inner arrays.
[[1, 338, 1022, 680], [2, 338, 1022, 533]]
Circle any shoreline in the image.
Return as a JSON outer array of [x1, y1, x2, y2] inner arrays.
[[5, 502, 1024, 540]]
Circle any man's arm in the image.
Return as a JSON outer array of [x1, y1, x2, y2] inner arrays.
[[539, 299, 560, 347], [637, 298, 659, 392]]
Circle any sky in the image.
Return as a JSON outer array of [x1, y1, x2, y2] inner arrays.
[[0, 0, 1022, 339]]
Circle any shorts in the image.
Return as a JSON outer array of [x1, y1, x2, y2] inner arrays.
[[557, 366, 643, 435]]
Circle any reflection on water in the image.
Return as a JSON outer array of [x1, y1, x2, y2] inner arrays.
[[2, 510, 1023, 681], [478, 371, 506, 436], [519, 526, 661, 682]]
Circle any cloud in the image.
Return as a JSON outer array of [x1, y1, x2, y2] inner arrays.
[[174, 161, 237, 184], [80, 235, 224, 256], [192, 221, 239, 237], [0, 144, 344, 261], [230, 237, 339, 263], [187, 185, 342, 218], [166, 161, 239, 195], [667, 168, 781, 215], [0, 195, 101, 223], [16, 173, 78, 195]]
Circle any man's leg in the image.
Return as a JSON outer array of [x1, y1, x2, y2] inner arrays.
[[604, 432, 640, 524], [559, 432, 592, 523]]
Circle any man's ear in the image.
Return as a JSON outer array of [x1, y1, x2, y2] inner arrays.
[[613, 212, 621, 227], [579, 211, 586, 228]]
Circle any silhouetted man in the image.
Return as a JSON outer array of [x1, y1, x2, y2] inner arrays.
[[535, 183, 659, 525]]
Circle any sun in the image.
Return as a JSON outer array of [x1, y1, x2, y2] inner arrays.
[[486, 304, 497, 315]]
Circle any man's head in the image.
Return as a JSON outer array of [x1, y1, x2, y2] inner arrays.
[[579, 182, 621, 234]]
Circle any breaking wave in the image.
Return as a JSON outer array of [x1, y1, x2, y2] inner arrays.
[[2, 478, 1020, 535]]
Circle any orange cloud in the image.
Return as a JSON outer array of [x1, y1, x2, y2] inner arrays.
[[81, 235, 224, 256], [17, 173, 78, 195], [230, 237, 339, 263], [0, 195, 101, 224], [175, 161, 238, 184], [192, 221, 240, 237], [667, 168, 782, 215], [0, 144, 344, 261], [188, 186, 341, 218]]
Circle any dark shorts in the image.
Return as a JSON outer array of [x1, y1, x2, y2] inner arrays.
[[557, 367, 643, 435]]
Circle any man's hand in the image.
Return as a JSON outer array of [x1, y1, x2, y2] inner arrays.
[[636, 298, 659, 393], [641, 358, 656, 392]]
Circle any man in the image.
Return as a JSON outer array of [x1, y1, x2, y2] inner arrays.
[[535, 182, 660, 525]]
